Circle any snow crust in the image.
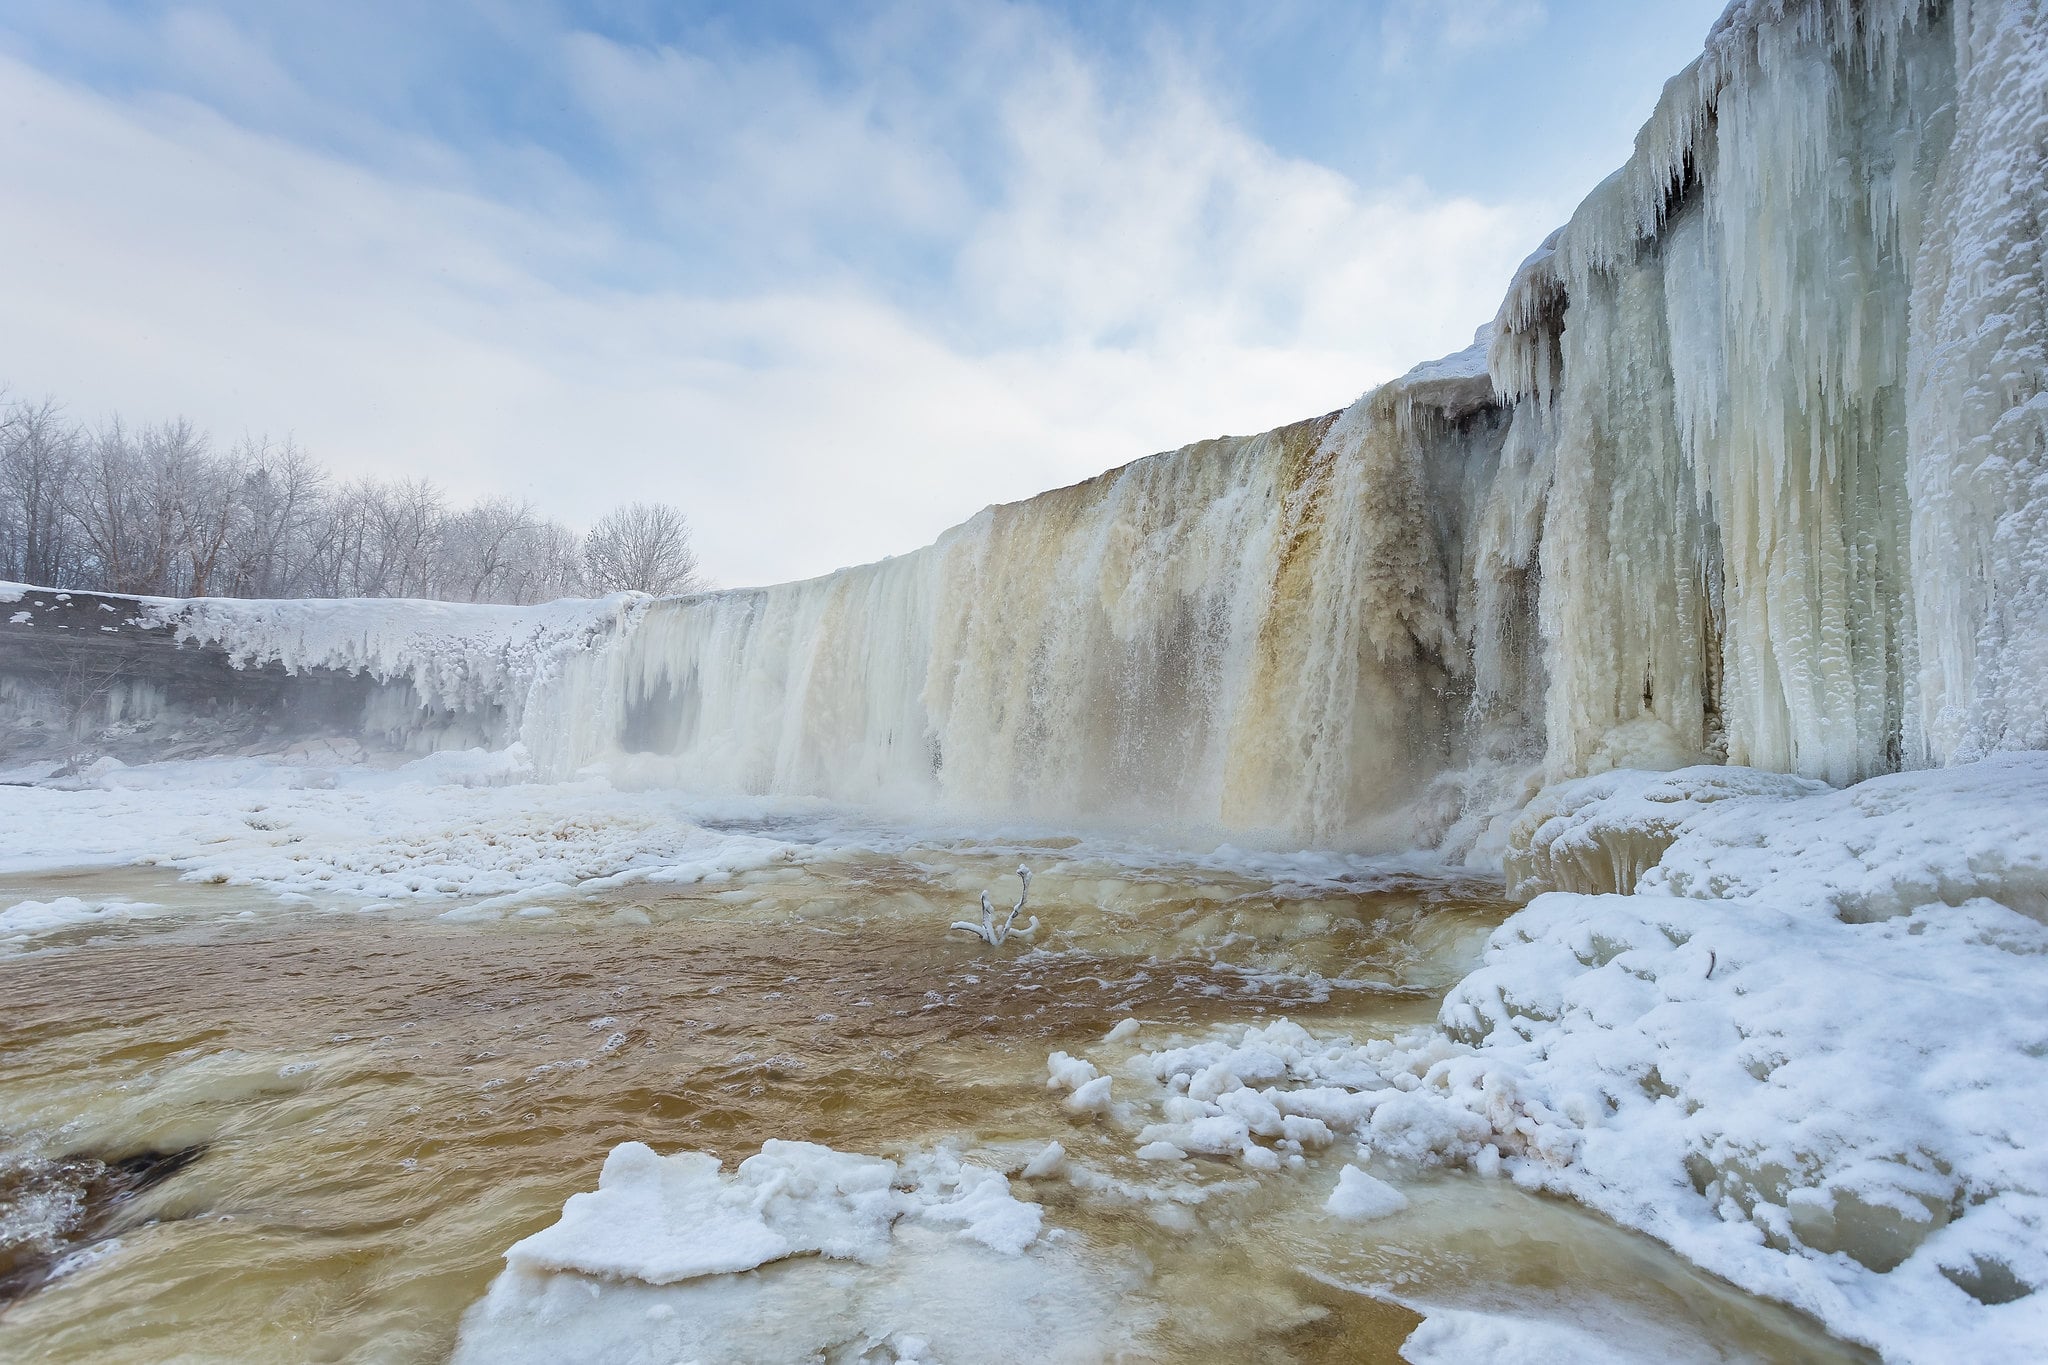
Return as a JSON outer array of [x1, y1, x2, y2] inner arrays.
[[0, 897, 161, 942], [1399, 1307, 1648, 1365], [1512, 754, 2048, 920], [1503, 764, 1832, 901], [454, 1139, 1134, 1365], [503, 1140, 1040, 1285]]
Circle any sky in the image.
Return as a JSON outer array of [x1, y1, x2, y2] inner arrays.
[[0, 0, 1730, 588]]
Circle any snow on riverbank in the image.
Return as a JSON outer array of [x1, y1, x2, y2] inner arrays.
[[0, 745, 1485, 924], [0, 747, 808, 906], [1068, 756, 2048, 1361]]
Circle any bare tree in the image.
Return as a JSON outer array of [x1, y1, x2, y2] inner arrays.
[[506, 518, 587, 603], [582, 501, 705, 596], [134, 418, 217, 595], [68, 419, 144, 593], [2, 382, 698, 604], [361, 477, 445, 598], [222, 437, 325, 598], [0, 396, 79, 586], [179, 440, 246, 599], [440, 496, 538, 603]]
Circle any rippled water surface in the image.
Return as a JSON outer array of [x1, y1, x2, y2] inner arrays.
[[0, 834, 1867, 1363]]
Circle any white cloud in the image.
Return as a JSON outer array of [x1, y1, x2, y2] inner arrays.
[[0, 6, 1553, 587]]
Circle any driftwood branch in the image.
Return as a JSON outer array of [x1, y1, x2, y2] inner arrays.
[[951, 865, 1038, 946]]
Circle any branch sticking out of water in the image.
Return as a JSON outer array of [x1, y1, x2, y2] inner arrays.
[[951, 865, 1038, 946]]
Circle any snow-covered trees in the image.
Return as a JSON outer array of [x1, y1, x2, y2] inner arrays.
[[0, 397, 78, 589], [0, 391, 702, 603]]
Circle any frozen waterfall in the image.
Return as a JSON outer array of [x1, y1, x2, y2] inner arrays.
[[143, 0, 2046, 854]]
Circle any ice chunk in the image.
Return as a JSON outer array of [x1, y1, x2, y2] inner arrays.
[[1062, 1075, 1113, 1116], [503, 1140, 900, 1283], [1324, 1165, 1408, 1221], [1019, 1142, 1066, 1179], [899, 1150, 1043, 1256], [458, 1139, 1106, 1365], [1045, 1051, 1099, 1092]]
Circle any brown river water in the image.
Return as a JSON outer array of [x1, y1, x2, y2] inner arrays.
[[0, 837, 1869, 1363]]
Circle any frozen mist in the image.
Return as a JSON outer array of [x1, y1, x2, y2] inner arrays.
[[3, 1, 2047, 1362]]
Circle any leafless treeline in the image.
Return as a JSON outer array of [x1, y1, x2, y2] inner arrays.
[[0, 393, 704, 602]]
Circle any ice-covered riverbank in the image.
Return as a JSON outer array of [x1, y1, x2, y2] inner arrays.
[[1021, 755, 2048, 1362]]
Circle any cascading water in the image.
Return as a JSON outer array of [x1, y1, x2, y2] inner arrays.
[[527, 363, 1527, 850]]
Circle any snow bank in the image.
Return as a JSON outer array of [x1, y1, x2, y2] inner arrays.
[[1069, 758, 2048, 1359], [1508, 755, 2048, 920], [1441, 892, 2048, 1355], [1501, 763, 1829, 900], [455, 1139, 1140, 1365]]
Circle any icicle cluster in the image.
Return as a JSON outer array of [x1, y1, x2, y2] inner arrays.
[[1488, 0, 2047, 783]]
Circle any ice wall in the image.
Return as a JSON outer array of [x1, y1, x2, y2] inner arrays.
[[523, 0, 2043, 840], [1492, 0, 2047, 784], [529, 0, 2044, 838]]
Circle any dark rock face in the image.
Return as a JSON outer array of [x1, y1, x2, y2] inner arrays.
[[0, 1144, 208, 1304], [0, 586, 375, 770]]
